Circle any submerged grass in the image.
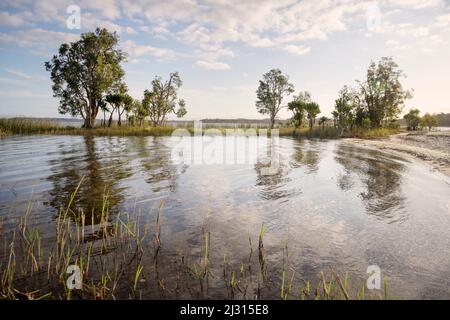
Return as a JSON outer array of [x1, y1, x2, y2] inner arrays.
[[0, 180, 392, 300], [0, 118, 400, 139]]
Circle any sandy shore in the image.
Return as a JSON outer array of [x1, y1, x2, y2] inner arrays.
[[343, 130, 450, 177]]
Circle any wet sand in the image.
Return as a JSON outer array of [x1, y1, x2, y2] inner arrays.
[[344, 131, 450, 177]]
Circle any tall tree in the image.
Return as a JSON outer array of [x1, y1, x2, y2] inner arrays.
[[358, 57, 411, 128], [256, 69, 294, 129], [288, 91, 310, 128], [333, 86, 356, 131], [45, 28, 126, 128], [142, 72, 187, 126]]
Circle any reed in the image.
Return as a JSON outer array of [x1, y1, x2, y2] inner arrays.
[[0, 181, 392, 300], [1, 118, 400, 139]]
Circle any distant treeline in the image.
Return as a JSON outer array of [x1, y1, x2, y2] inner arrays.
[[436, 113, 450, 126]]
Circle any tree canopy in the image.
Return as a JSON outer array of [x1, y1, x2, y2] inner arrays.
[[256, 69, 294, 129], [45, 28, 126, 128], [142, 72, 187, 126], [332, 57, 411, 132]]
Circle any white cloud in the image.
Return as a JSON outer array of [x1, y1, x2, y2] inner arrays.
[[122, 40, 176, 60], [195, 60, 230, 70], [0, 11, 26, 27], [284, 44, 311, 55], [0, 28, 79, 55]]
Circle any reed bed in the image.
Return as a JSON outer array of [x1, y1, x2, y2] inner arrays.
[[1, 118, 400, 139], [0, 180, 391, 300]]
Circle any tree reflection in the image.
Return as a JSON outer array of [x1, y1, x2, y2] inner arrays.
[[290, 140, 321, 173], [254, 141, 295, 201], [131, 137, 186, 193], [47, 136, 132, 224], [334, 144, 407, 221]]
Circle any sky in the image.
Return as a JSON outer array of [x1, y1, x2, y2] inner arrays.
[[0, 0, 450, 120]]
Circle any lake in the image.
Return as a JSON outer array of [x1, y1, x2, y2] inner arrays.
[[1, 135, 450, 299]]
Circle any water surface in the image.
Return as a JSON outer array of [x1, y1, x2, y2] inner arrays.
[[1, 135, 450, 299]]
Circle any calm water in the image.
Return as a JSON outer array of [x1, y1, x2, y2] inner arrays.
[[1, 135, 450, 299]]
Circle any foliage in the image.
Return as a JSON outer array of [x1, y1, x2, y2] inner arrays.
[[318, 116, 329, 129], [287, 91, 310, 128], [333, 86, 356, 131], [435, 113, 450, 127], [256, 69, 294, 128], [357, 57, 412, 128], [304, 102, 321, 130], [332, 57, 411, 132], [45, 28, 126, 128], [142, 72, 187, 126], [420, 113, 438, 131], [404, 108, 421, 130]]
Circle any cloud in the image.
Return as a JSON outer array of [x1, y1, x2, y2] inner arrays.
[[284, 44, 311, 55], [0, 0, 449, 68], [122, 40, 176, 60], [0, 28, 79, 55], [195, 60, 230, 70], [0, 11, 27, 27]]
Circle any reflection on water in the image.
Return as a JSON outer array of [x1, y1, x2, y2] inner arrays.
[[47, 136, 133, 224], [1, 135, 450, 299], [334, 144, 407, 223]]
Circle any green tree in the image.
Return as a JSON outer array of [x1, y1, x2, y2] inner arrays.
[[133, 100, 148, 126], [404, 108, 421, 130], [358, 57, 412, 128], [333, 86, 356, 131], [256, 69, 294, 129], [420, 113, 438, 131], [318, 116, 329, 129], [142, 72, 187, 126], [287, 91, 310, 128], [45, 28, 126, 128], [304, 102, 321, 130]]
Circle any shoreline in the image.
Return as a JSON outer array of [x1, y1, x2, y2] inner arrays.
[[343, 131, 450, 177]]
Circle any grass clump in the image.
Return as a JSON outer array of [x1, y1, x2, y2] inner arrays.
[[0, 118, 61, 135], [278, 126, 400, 139]]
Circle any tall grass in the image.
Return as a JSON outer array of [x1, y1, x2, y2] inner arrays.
[[0, 180, 392, 300], [0, 118, 400, 139], [278, 127, 401, 139]]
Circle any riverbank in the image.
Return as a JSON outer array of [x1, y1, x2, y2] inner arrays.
[[344, 131, 450, 177], [0, 118, 400, 139]]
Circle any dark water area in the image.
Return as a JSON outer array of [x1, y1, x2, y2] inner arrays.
[[1, 135, 450, 299]]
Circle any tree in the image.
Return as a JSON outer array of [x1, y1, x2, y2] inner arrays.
[[133, 100, 148, 126], [45, 28, 126, 128], [105, 93, 121, 127], [142, 72, 187, 126], [421, 113, 438, 131], [304, 102, 321, 130], [404, 108, 421, 130], [358, 57, 412, 128], [256, 69, 294, 129], [333, 86, 356, 131], [287, 91, 310, 128], [318, 116, 329, 129]]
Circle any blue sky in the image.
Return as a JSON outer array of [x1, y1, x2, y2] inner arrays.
[[0, 0, 450, 120]]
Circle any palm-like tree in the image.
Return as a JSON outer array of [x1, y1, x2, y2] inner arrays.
[[304, 102, 321, 130]]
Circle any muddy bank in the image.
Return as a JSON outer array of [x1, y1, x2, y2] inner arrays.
[[343, 131, 450, 177]]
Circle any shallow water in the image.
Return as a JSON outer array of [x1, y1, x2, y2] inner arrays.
[[1, 135, 450, 299]]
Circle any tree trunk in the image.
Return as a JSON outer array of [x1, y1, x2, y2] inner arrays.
[[108, 111, 114, 127]]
